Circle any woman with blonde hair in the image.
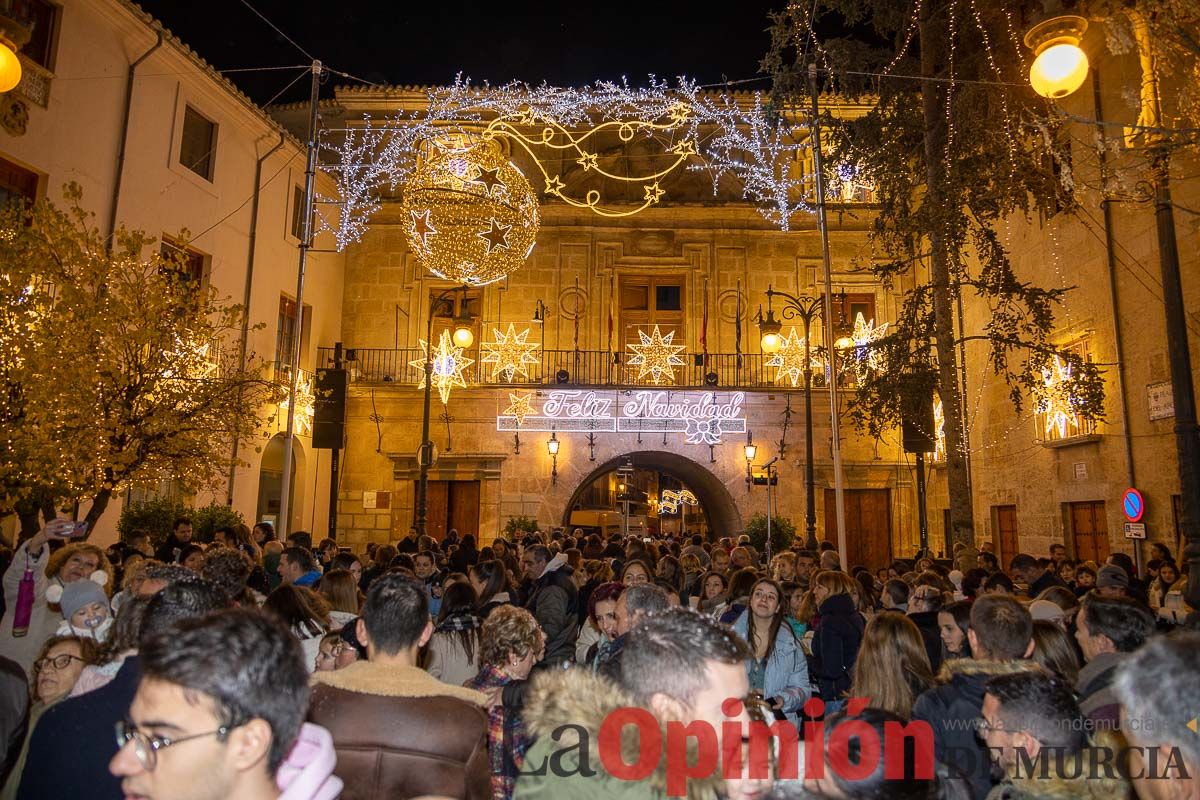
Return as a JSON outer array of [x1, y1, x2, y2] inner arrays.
[[316, 568, 362, 628], [849, 611, 935, 719], [770, 551, 797, 583], [811, 570, 866, 702]]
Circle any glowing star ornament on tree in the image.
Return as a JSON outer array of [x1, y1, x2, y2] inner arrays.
[[767, 329, 817, 388], [410, 330, 474, 405], [401, 142, 539, 287], [1037, 356, 1081, 439], [482, 324, 541, 381], [627, 325, 686, 385]]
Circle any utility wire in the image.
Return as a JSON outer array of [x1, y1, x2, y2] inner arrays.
[[236, 0, 316, 63]]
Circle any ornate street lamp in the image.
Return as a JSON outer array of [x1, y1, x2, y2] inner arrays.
[[547, 430, 560, 485], [414, 285, 475, 536], [1024, 15, 1089, 100]]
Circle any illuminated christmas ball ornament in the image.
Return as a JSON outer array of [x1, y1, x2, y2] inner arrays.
[[401, 141, 540, 287]]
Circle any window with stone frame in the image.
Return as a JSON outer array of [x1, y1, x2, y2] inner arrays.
[[275, 294, 312, 374], [179, 105, 217, 181], [619, 276, 686, 383], [824, 292, 878, 388], [159, 238, 208, 286], [1036, 336, 1097, 443]]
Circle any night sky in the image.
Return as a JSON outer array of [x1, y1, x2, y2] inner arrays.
[[134, 0, 786, 106]]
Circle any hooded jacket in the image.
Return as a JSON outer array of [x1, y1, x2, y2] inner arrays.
[[525, 555, 579, 666], [513, 668, 727, 800], [912, 658, 1044, 800]]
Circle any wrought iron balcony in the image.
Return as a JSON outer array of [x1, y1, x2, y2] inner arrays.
[[316, 346, 849, 391]]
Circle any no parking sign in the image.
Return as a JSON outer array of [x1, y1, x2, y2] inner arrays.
[[1122, 488, 1144, 523]]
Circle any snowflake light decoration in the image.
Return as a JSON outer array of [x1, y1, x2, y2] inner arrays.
[[409, 330, 474, 405], [279, 372, 315, 436], [481, 324, 541, 381], [767, 329, 820, 388], [1036, 356, 1081, 439], [626, 325, 686, 385]]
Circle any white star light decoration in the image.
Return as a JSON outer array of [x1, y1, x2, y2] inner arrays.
[[279, 372, 316, 436], [659, 489, 699, 514], [849, 313, 888, 375], [1037, 356, 1081, 439], [627, 325, 686, 385], [410, 330, 474, 405], [503, 391, 535, 425], [932, 398, 946, 461], [767, 329, 818, 388], [482, 325, 541, 381]]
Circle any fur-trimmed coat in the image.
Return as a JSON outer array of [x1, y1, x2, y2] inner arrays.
[[513, 668, 729, 800], [912, 659, 1044, 800], [308, 661, 490, 800]]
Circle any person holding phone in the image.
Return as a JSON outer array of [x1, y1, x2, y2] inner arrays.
[[0, 519, 113, 671]]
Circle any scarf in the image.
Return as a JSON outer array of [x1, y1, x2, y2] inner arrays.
[[465, 663, 529, 800], [436, 610, 482, 634]]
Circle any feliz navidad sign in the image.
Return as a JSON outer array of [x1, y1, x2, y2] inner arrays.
[[496, 390, 747, 445]]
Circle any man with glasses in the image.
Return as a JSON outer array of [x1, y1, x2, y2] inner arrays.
[[110, 608, 340, 800], [17, 579, 226, 798]]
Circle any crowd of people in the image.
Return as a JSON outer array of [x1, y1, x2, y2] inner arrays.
[[0, 517, 1195, 800]]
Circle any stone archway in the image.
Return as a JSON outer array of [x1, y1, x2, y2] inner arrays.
[[561, 451, 742, 537]]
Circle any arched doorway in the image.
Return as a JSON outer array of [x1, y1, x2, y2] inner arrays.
[[562, 452, 741, 540], [256, 434, 305, 529]]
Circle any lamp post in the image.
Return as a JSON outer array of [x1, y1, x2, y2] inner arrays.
[[1026, 13, 1200, 607], [547, 430, 559, 485], [743, 439, 757, 483], [414, 286, 474, 537], [758, 287, 829, 551]]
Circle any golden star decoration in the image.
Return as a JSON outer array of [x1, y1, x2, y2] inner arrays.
[[409, 330, 473, 405], [849, 312, 888, 374], [471, 166, 505, 196], [627, 325, 686, 385], [478, 218, 513, 253], [504, 391, 536, 426], [481, 324, 541, 381], [643, 182, 665, 203], [409, 209, 437, 250], [544, 175, 566, 196], [767, 328, 818, 388], [279, 372, 316, 435], [1037, 356, 1081, 439], [576, 152, 599, 171]]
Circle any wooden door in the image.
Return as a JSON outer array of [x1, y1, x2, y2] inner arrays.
[[419, 480, 450, 542], [1070, 501, 1110, 564], [825, 489, 891, 571], [448, 481, 481, 539], [994, 505, 1019, 565]]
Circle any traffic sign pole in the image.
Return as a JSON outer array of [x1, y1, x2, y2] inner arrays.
[[1122, 488, 1146, 576]]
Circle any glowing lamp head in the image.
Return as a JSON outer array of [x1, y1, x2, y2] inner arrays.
[[758, 305, 783, 353], [760, 332, 782, 354], [1024, 16, 1089, 100], [0, 39, 21, 94], [744, 443, 757, 462], [452, 325, 474, 349], [834, 335, 855, 350], [547, 433, 560, 456]]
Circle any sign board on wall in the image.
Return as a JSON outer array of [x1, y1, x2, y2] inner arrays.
[[1124, 522, 1146, 539], [496, 390, 747, 445], [362, 491, 391, 510], [1073, 462, 1088, 481], [1148, 382, 1175, 421]]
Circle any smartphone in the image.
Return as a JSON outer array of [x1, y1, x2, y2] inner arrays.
[[53, 521, 88, 538]]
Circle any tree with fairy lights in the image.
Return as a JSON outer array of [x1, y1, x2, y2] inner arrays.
[[1, 184, 280, 538], [763, 0, 1105, 549]]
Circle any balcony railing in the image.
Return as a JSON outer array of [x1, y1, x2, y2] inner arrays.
[[316, 346, 851, 390]]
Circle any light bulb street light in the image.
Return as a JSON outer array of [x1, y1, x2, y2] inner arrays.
[[414, 285, 475, 537], [1023, 15, 1089, 100], [547, 430, 559, 485], [1024, 12, 1199, 606], [0, 36, 20, 93], [0, 9, 32, 95], [758, 286, 830, 551]]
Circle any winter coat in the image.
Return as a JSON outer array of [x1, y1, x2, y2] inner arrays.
[[524, 559, 579, 666], [513, 667, 727, 800], [907, 609, 945, 674], [912, 658, 1043, 800], [731, 610, 812, 722], [1076, 651, 1127, 731], [426, 629, 481, 688], [0, 540, 60, 671], [308, 661, 490, 800], [984, 736, 1129, 800], [811, 593, 865, 700]]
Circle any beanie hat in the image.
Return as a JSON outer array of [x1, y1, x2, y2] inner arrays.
[[1096, 565, 1129, 589], [52, 578, 109, 620]]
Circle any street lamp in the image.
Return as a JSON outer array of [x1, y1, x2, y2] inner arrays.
[[0, 10, 31, 94], [1024, 15, 1089, 100], [744, 438, 757, 484], [414, 285, 474, 537], [758, 285, 826, 550], [547, 430, 559, 485], [1024, 12, 1200, 607]]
